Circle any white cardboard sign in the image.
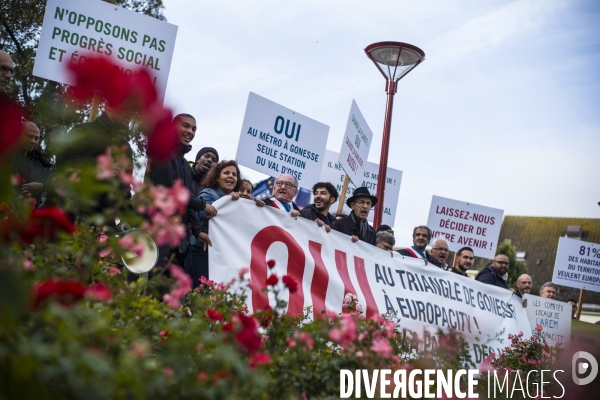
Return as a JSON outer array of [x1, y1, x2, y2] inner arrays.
[[236, 92, 329, 189], [34, 0, 178, 102], [338, 100, 373, 184], [320, 150, 402, 227], [426, 195, 504, 259], [552, 237, 600, 293], [523, 294, 571, 348]]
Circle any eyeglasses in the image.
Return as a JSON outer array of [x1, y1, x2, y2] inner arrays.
[[275, 181, 296, 189], [355, 200, 372, 207], [0, 65, 14, 75], [494, 260, 509, 266], [432, 248, 449, 252]]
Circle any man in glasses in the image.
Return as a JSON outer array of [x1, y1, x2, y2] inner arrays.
[[475, 254, 510, 290], [0, 50, 14, 93], [397, 225, 441, 267], [430, 238, 451, 270], [263, 173, 300, 216], [331, 187, 377, 245]]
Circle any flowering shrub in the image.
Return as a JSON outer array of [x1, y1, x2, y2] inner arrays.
[[0, 54, 565, 399]]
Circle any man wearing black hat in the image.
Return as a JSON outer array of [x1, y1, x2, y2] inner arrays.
[[191, 147, 219, 196], [331, 187, 377, 245]]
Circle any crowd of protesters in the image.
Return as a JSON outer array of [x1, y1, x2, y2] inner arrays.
[[1, 48, 578, 316]]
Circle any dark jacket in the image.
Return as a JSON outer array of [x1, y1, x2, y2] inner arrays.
[[10, 149, 52, 203], [475, 265, 509, 290], [331, 212, 376, 245], [147, 142, 206, 239], [451, 267, 468, 277], [299, 204, 336, 225], [190, 168, 207, 198], [263, 197, 299, 211], [397, 247, 442, 268]]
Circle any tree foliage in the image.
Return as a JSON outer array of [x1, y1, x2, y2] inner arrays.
[[0, 0, 165, 156]]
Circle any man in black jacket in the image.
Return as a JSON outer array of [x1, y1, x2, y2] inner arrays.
[[146, 113, 216, 266], [299, 182, 338, 232], [475, 254, 510, 290], [190, 147, 219, 197], [397, 226, 441, 267], [11, 121, 52, 205], [450, 246, 474, 277], [331, 187, 377, 245]]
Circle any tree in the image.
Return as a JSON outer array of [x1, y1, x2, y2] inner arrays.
[[0, 0, 166, 156], [495, 238, 527, 289]]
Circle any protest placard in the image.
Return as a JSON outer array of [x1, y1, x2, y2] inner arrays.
[[523, 294, 571, 348], [320, 150, 402, 227], [552, 237, 600, 293], [426, 196, 504, 259], [209, 197, 530, 366], [236, 92, 329, 188], [338, 100, 373, 184], [33, 0, 178, 102]]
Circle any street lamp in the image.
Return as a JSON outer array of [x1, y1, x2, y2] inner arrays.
[[365, 41, 425, 229]]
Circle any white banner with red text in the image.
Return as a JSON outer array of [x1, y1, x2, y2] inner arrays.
[[209, 197, 530, 365]]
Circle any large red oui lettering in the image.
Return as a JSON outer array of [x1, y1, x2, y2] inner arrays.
[[249, 226, 379, 319]]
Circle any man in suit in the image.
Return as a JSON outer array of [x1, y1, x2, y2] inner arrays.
[[331, 187, 377, 245], [262, 173, 300, 217], [397, 226, 441, 268]]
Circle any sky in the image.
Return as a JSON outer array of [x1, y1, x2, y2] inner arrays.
[[161, 0, 600, 246]]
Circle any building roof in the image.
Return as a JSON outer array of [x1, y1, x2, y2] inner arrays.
[[498, 216, 600, 304]]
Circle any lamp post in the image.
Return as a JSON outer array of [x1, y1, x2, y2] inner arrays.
[[365, 42, 425, 228]]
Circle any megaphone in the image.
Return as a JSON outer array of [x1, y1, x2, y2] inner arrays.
[[120, 229, 159, 274]]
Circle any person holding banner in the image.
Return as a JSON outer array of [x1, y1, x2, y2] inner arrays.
[[515, 274, 532, 298], [299, 182, 338, 231], [539, 282, 557, 299], [475, 254, 510, 290], [260, 174, 300, 217], [185, 160, 241, 287], [430, 238, 451, 270], [397, 226, 441, 267], [451, 246, 474, 277], [331, 187, 377, 245]]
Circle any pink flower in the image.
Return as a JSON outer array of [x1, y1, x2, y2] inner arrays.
[[286, 338, 297, 348], [85, 284, 113, 301], [162, 367, 174, 377], [371, 337, 392, 357], [197, 372, 208, 381], [233, 313, 261, 354], [162, 265, 192, 309], [96, 149, 114, 179], [535, 325, 543, 332], [23, 258, 34, 270], [294, 331, 314, 350], [108, 267, 121, 275], [328, 314, 357, 348], [119, 235, 145, 257], [267, 259, 276, 269], [238, 267, 249, 278]]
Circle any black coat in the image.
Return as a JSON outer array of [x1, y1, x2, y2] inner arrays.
[[475, 265, 509, 290], [147, 142, 205, 238], [299, 204, 336, 225], [397, 248, 442, 268], [331, 213, 376, 245], [10, 149, 52, 202]]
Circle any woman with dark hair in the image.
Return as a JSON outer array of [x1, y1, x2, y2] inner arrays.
[[184, 160, 241, 287]]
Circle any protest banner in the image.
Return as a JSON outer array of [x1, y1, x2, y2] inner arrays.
[[338, 100, 373, 185], [426, 196, 504, 259], [209, 197, 530, 365], [523, 294, 571, 348], [320, 150, 402, 227], [33, 0, 178, 102], [552, 237, 600, 293], [236, 92, 329, 189]]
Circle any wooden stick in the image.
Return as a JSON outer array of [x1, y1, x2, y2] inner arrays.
[[336, 175, 350, 216], [89, 92, 101, 122], [575, 288, 584, 320]]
